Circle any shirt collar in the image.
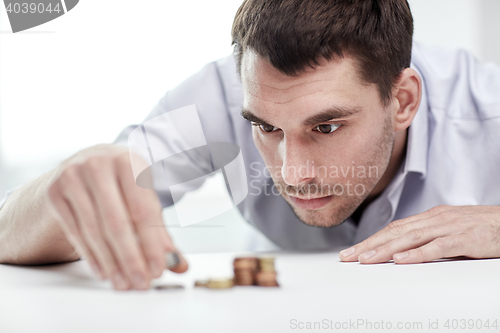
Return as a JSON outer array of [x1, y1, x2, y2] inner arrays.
[[402, 63, 429, 179]]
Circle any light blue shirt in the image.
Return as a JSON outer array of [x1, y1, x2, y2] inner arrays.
[[2, 42, 500, 250]]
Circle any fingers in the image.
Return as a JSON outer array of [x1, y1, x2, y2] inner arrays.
[[47, 180, 102, 279], [60, 168, 130, 289], [82, 156, 151, 290], [116, 155, 189, 275], [116, 156, 170, 279], [356, 224, 454, 264], [47, 150, 188, 291], [167, 249, 189, 274], [339, 205, 455, 262], [392, 234, 469, 264], [392, 205, 454, 226], [340, 219, 438, 262]]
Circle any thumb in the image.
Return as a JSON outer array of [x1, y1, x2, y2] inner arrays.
[[160, 227, 188, 273]]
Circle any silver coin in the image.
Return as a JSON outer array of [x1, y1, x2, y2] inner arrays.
[[165, 251, 181, 269]]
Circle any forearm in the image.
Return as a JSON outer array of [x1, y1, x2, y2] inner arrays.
[[0, 144, 130, 265], [0, 169, 79, 265]]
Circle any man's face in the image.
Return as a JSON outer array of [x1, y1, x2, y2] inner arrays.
[[241, 51, 396, 227]]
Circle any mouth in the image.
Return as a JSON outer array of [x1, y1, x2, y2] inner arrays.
[[288, 194, 333, 210]]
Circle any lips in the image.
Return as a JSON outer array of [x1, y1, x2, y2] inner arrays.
[[288, 195, 333, 210]]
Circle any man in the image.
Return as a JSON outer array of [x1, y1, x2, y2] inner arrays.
[[1, 0, 499, 291]]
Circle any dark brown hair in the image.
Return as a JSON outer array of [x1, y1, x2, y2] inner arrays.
[[231, 0, 413, 106]]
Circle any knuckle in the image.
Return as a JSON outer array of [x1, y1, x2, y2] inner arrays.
[[129, 202, 155, 225], [429, 205, 450, 216], [379, 243, 393, 254], [84, 156, 108, 175], [406, 228, 423, 242], [433, 237, 448, 249], [115, 153, 132, 170], [413, 246, 425, 259], [386, 221, 404, 236], [443, 209, 460, 219], [356, 240, 370, 251], [47, 182, 61, 201], [493, 223, 500, 245], [435, 237, 458, 250], [59, 165, 80, 186]]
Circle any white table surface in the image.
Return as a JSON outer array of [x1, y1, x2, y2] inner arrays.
[[1, 250, 500, 333]]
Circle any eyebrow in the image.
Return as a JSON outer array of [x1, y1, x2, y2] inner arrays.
[[240, 106, 361, 127]]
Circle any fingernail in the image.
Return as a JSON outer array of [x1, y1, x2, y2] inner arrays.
[[393, 252, 409, 261], [132, 273, 148, 289], [150, 260, 162, 277], [112, 272, 128, 290], [359, 250, 376, 260], [340, 247, 355, 257]]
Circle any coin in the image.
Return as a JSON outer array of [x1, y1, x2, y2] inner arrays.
[[256, 271, 279, 287], [165, 252, 181, 269], [258, 257, 275, 272], [257, 281, 280, 287], [233, 272, 254, 286], [194, 280, 209, 287], [154, 284, 185, 290], [206, 278, 234, 289], [233, 257, 259, 285], [195, 278, 234, 289], [233, 257, 258, 270]]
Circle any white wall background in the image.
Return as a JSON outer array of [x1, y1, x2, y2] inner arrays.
[[1, 0, 500, 193], [0, 0, 499, 252], [0, 0, 244, 193]]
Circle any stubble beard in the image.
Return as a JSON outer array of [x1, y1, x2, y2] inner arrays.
[[274, 113, 396, 228]]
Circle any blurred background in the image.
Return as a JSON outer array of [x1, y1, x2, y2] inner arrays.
[[1, 0, 499, 252]]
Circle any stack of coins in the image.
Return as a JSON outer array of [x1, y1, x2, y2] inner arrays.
[[233, 257, 258, 286], [194, 256, 279, 289], [255, 257, 279, 287]]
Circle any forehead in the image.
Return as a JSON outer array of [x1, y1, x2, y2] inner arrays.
[[241, 50, 367, 105]]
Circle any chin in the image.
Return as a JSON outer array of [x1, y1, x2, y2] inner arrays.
[[285, 194, 364, 228], [290, 206, 351, 228]]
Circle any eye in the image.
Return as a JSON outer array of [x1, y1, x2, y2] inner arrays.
[[258, 124, 279, 133], [314, 124, 341, 134]]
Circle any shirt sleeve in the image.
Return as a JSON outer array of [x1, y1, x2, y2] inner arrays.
[[113, 59, 235, 208], [0, 58, 236, 211]]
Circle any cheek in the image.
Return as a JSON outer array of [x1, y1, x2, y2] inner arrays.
[[314, 122, 386, 172]]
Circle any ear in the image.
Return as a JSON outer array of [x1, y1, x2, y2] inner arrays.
[[391, 68, 422, 132]]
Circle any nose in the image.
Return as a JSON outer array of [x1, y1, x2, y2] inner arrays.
[[280, 136, 316, 186]]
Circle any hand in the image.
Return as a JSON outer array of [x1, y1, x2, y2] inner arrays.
[[339, 205, 500, 264], [45, 144, 188, 290]]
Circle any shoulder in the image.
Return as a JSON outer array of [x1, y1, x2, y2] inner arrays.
[[411, 42, 500, 120], [213, 54, 244, 109]]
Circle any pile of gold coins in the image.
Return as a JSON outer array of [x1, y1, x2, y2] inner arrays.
[[194, 256, 279, 289]]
